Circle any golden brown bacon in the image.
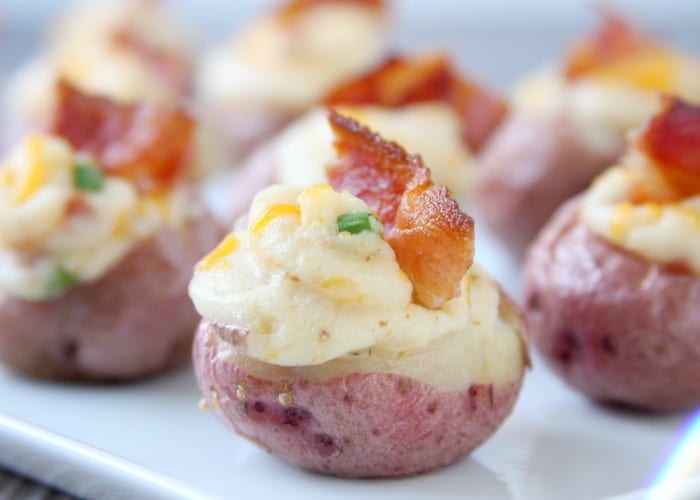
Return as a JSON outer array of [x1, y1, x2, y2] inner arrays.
[[564, 9, 652, 79], [324, 54, 507, 152], [640, 97, 700, 197], [327, 109, 474, 308], [51, 80, 195, 193], [277, 0, 384, 22]]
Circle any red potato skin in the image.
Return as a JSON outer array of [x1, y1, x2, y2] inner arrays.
[[475, 110, 622, 258], [193, 320, 525, 478], [523, 198, 700, 412], [0, 203, 223, 381]]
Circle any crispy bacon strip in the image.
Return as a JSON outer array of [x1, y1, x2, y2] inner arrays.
[[564, 9, 652, 79], [324, 54, 507, 152], [327, 109, 474, 308], [640, 97, 700, 197], [277, 0, 384, 22], [51, 80, 195, 193]]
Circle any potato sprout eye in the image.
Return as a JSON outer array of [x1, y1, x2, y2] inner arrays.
[[336, 212, 382, 235], [73, 161, 104, 192], [45, 267, 78, 297]]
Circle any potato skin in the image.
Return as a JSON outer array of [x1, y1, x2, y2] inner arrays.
[[524, 198, 700, 412], [475, 110, 621, 257], [193, 320, 524, 478], [0, 203, 223, 381]]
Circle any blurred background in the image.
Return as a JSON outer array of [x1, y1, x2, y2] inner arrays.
[[1, 0, 699, 89]]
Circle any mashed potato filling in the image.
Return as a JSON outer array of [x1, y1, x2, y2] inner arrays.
[[512, 52, 700, 155], [196, 3, 385, 112], [190, 185, 524, 388], [580, 152, 700, 274], [272, 106, 472, 199], [0, 134, 186, 300]]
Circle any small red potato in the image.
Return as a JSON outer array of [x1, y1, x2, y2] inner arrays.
[[192, 112, 528, 476], [523, 199, 700, 412], [194, 311, 526, 478], [0, 205, 222, 381]]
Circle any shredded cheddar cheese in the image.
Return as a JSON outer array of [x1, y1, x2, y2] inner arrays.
[[15, 136, 48, 203], [198, 234, 239, 271], [320, 277, 354, 289], [251, 203, 301, 234], [112, 211, 131, 238], [591, 50, 676, 92], [609, 202, 633, 238], [320, 277, 366, 303]]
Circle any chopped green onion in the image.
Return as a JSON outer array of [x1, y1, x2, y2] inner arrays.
[[45, 267, 78, 297], [73, 162, 104, 192], [337, 212, 381, 235]]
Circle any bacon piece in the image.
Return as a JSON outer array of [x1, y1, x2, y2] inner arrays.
[[51, 80, 195, 193], [564, 9, 652, 79], [327, 109, 474, 308], [325, 54, 506, 152], [640, 97, 700, 197], [277, 0, 384, 23]]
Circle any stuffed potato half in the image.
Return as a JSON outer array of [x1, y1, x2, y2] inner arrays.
[[523, 98, 700, 411], [190, 113, 527, 476]]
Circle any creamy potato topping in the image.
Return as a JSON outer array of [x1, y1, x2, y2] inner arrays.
[[272, 106, 473, 199], [196, 3, 385, 113], [581, 150, 700, 273], [512, 51, 700, 154], [189, 185, 524, 388], [0, 134, 186, 300]]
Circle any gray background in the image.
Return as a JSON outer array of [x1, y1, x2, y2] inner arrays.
[[1, 0, 699, 90]]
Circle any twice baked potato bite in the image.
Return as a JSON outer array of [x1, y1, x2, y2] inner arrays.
[[475, 11, 700, 256], [524, 98, 700, 412], [190, 112, 527, 477], [0, 82, 221, 380], [229, 53, 506, 218], [195, 0, 387, 163]]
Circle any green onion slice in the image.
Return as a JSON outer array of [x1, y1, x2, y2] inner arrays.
[[337, 212, 381, 235], [45, 267, 78, 297], [73, 161, 104, 192]]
